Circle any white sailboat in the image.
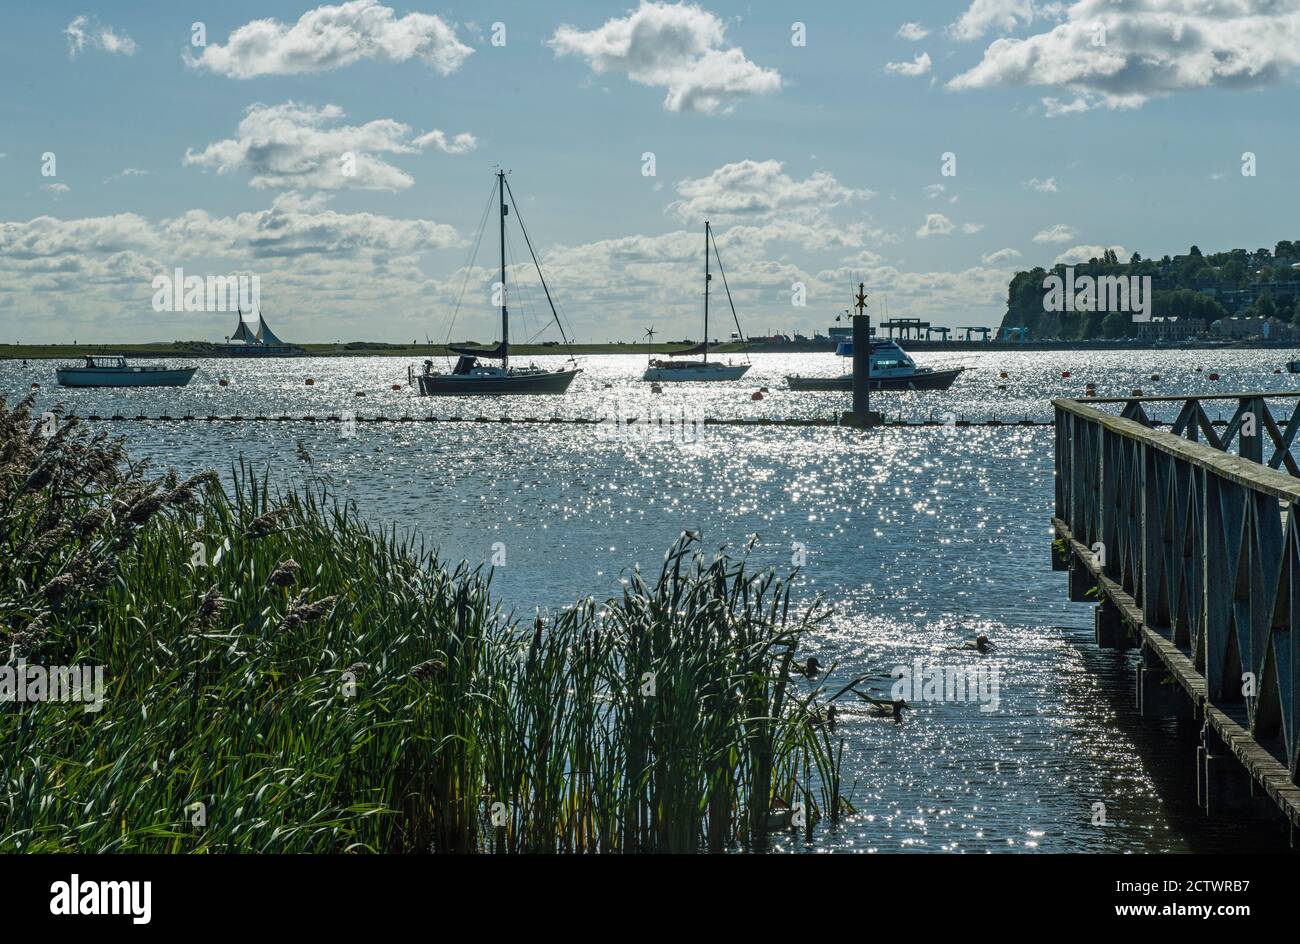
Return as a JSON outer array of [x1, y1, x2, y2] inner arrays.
[[643, 221, 750, 382]]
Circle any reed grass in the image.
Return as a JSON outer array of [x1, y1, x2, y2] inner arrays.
[[0, 394, 850, 852]]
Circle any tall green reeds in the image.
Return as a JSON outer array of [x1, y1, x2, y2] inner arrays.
[[0, 395, 850, 852]]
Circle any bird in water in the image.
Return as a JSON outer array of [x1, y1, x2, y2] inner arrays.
[[794, 656, 822, 680], [848, 687, 909, 722], [810, 703, 838, 732], [865, 696, 909, 721], [949, 633, 994, 654]]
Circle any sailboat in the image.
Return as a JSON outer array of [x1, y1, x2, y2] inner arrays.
[[417, 170, 580, 395], [225, 308, 302, 357], [643, 221, 750, 382]]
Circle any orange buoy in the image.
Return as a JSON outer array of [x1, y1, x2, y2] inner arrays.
[[30, 382, 39, 389], [751, 391, 764, 401], [1275, 369, 1283, 375], [391, 384, 401, 391], [1061, 371, 1070, 378], [218, 379, 229, 387], [1208, 373, 1219, 382], [305, 378, 315, 386]]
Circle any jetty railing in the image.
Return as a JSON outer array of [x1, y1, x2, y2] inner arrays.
[[1053, 393, 1300, 832], [1080, 390, 1300, 474]]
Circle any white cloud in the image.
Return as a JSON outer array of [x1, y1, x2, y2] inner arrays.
[[183, 102, 475, 191], [105, 168, 153, 183], [923, 183, 946, 199], [982, 247, 1022, 264], [548, 1, 781, 113], [187, 0, 473, 79], [1054, 243, 1126, 265], [816, 258, 1020, 318], [0, 199, 465, 342], [411, 130, 478, 155], [1022, 176, 1057, 192], [962, 222, 985, 234], [1033, 223, 1077, 243], [65, 15, 137, 58], [916, 213, 955, 238], [667, 159, 871, 224], [885, 52, 932, 77], [896, 22, 930, 41], [947, 0, 1036, 41], [948, 0, 1300, 113]]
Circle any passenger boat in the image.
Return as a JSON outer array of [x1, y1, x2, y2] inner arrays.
[[55, 355, 197, 388], [643, 221, 750, 382], [785, 339, 965, 391], [416, 170, 580, 396]]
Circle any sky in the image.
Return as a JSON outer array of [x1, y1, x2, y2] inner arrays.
[[1, 0, 1298, 345]]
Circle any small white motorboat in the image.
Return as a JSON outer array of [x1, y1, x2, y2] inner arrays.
[[56, 355, 197, 388]]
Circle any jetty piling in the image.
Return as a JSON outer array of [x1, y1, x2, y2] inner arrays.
[[841, 282, 883, 429]]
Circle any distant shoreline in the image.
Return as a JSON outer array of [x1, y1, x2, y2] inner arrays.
[[1, 338, 1295, 359]]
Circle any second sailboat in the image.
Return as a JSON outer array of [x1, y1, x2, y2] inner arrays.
[[643, 221, 750, 382]]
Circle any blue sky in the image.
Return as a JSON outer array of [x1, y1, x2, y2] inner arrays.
[[1, 0, 1298, 344]]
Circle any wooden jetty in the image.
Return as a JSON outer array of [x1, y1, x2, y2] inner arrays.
[[1053, 390, 1300, 843]]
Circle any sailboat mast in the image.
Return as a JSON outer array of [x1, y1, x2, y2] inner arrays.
[[499, 169, 508, 368], [703, 221, 710, 364]]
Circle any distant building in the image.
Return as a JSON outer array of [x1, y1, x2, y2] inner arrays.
[[1135, 317, 1205, 341], [1210, 316, 1298, 340]]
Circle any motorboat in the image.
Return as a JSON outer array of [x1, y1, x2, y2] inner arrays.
[[55, 355, 197, 388], [785, 338, 964, 391]]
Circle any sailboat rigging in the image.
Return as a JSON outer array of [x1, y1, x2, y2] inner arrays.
[[643, 221, 750, 382], [417, 170, 580, 395]]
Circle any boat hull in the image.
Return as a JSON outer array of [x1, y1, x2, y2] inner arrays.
[[643, 364, 750, 382], [785, 367, 965, 392], [417, 368, 580, 395], [55, 366, 198, 388]]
